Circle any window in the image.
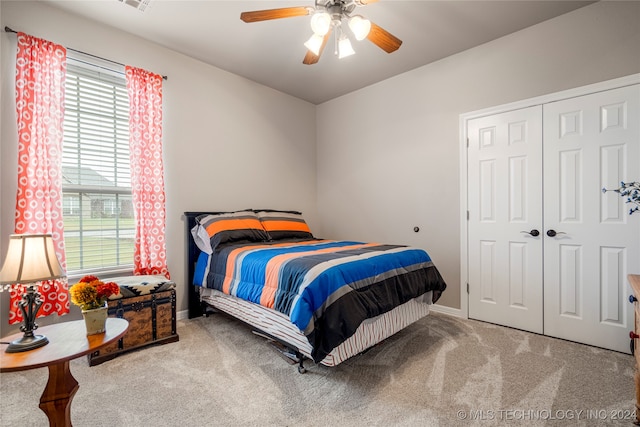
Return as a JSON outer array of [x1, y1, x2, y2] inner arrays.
[[62, 59, 134, 274]]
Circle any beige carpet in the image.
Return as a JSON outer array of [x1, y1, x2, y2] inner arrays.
[[0, 312, 635, 426]]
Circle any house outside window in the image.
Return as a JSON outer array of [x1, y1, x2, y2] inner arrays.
[[62, 194, 80, 216], [62, 58, 134, 274]]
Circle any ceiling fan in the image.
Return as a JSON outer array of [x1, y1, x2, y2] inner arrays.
[[240, 0, 402, 65]]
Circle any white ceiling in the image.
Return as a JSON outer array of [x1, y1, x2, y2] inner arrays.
[[42, 0, 594, 104]]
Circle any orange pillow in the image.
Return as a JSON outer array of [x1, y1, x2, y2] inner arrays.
[[255, 210, 314, 240], [193, 211, 269, 252]]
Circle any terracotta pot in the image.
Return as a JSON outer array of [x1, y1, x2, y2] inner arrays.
[[82, 304, 108, 335]]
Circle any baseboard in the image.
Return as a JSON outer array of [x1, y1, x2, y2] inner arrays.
[[177, 309, 189, 321], [430, 303, 464, 318]]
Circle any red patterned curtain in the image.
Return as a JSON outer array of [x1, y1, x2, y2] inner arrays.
[[125, 66, 170, 278], [10, 33, 69, 324]]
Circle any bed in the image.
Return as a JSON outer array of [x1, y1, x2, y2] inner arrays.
[[185, 210, 447, 372]]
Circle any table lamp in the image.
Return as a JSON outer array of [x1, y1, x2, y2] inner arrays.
[[0, 234, 66, 353]]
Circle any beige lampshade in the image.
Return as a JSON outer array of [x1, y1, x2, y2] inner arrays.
[[0, 234, 65, 285]]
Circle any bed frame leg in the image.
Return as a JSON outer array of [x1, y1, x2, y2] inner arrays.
[[202, 304, 218, 317], [296, 351, 306, 374]]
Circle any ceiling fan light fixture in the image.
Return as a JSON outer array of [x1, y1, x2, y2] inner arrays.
[[239, 2, 403, 65], [304, 34, 324, 55], [348, 15, 371, 40], [338, 36, 355, 59], [310, 12, 332, 36]]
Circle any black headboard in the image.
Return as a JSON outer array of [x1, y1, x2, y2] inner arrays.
[[184, 211, 219, 319], [184, 209, 301, 318]]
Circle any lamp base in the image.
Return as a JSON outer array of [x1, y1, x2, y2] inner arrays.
[[5, 282, 49, 353], [5, 334, 49, 353]]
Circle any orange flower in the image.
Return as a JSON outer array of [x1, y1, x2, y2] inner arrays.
[[69, 276, 120, 311]]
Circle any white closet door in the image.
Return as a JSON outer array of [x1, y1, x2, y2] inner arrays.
[[468, 106, 544, 333], [543, 85, 640, 353]]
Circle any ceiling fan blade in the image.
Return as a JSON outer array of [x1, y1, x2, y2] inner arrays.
[[367, 22, 402, 53], [303, 29, 332, 65], [240, 7, 311, 23]]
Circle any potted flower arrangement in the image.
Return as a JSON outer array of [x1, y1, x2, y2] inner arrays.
[[603, 181, 640, 215], [70, 275, 119, 335]]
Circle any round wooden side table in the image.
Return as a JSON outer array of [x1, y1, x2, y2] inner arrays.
[[1, 317, 128, 426]]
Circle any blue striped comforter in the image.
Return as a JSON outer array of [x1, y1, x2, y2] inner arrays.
[[194, 239, 446, 362]]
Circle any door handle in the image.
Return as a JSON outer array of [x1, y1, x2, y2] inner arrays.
[[520, 229, 540, 237], [546, 229, 566, 237]]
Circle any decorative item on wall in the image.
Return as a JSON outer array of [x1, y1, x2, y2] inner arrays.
[[70, 276, 120, 335], [0, 234, 66, 353], [603, 181, 640, 215], [240, 0, 402, 64]]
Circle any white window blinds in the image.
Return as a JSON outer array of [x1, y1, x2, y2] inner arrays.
[[62, 61, 134, 274]]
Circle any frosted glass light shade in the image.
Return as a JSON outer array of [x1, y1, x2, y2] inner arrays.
[[0, 234, 65, 285], [348, 15, 371, 40], [310, 12, 331, 36], [338, 37, 355, 58], [304, 34, 324, 55]]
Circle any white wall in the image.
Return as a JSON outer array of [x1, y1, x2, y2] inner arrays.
[[316, 1, 640, 311], [0, 1, 317, 337]]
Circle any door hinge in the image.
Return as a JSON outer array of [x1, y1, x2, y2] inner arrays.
[[467, 283, 469, 294], [467, 210, 469, 220], [466, 138, 469, 148]]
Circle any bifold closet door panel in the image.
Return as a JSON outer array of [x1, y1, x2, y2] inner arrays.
[[543, 84, 640, 353], [467, 105, 544, 334]]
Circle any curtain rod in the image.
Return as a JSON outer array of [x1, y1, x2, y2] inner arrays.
[[4, 26, 168, 81]]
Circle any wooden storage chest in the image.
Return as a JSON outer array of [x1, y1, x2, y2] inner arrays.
[[88, 275, 179, 366]]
